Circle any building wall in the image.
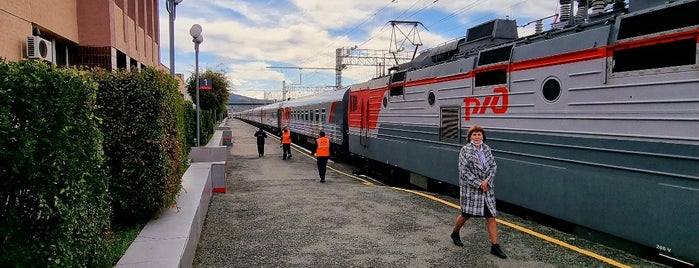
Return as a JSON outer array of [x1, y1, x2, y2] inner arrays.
[[0, 2, 31, 61], [0, 0, 79, 61], [76, 0, 113, 47], [0, 0, 160, 70]]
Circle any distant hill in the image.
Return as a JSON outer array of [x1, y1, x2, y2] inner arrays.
[[228, 93, 274, 105]]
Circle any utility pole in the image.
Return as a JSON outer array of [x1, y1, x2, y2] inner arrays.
[[335, 47, 413, 88], [282, 80, 287, 101]]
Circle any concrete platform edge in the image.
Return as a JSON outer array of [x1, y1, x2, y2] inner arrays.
[[116, 162, 213, 268]]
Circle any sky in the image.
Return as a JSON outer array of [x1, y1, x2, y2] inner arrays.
[[158, 0, 561, 100]]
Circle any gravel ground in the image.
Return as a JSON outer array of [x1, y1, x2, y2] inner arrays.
[[192, 119, 668, 268]]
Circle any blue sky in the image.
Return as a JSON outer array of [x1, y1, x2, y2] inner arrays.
[[158, 0, 560, 99]]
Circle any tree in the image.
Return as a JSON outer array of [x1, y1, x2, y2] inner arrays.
[[186, 69, 230, 113]]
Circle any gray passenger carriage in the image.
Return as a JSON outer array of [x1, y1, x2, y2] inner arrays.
[[282, 89, 349, 155]]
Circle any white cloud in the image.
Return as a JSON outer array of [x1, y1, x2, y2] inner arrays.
[[163, 0, 560, 98]]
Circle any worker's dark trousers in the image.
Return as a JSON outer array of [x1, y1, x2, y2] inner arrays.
[[317, 156, 329, 181], [282, 143, 291, 159], [257, 143, 264, 156]]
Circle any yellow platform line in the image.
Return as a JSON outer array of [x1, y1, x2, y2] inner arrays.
[[278, 137, 630, 268], [327, 163, 631, 268]]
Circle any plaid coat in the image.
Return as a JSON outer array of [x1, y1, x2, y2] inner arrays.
[[458, 142, 498, 216]]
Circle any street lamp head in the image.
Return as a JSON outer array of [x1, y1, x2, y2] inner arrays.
[[174, 0, 183, 4], [189, 24, 202, 38], [194, 35, 204, 44]]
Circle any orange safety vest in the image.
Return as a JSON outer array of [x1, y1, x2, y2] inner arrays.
[[282, 130, 291, 144], [316, 137, 330, 157]]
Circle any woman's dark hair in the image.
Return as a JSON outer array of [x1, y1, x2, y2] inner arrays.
[[466, 125, 486, 142]]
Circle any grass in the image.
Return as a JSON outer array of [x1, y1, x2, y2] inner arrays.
[[106, 222, 146, 266]]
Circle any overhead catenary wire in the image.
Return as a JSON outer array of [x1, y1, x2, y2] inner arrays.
[[295, 0, 399, 89]]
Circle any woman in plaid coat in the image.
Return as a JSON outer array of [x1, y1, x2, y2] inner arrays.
[[450, 125, 507, 259]]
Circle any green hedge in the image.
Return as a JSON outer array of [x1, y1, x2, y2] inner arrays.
[[93, 68, 187, 223], [1, 60, 192, 266], [0, 60, 111, 267]]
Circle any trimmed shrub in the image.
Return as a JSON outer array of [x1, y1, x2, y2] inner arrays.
[[183, 100, 196, 147], [93, 68, 186, 223], [0, 59, 111, 267]]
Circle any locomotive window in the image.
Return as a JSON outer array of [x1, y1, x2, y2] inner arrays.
[[612, 38, 696, 72], [350, 95, 358, 112], [477, 45, 512, 66], [382, 96, 388, 107], [475, 69, 507, 87], [542, 78, 561, 102], [390, 85, 404, 96], [440, 107, 460, 142], [428, 91, 436, 106], [617, 1, 699, 40], [390, 71, 406, 83]]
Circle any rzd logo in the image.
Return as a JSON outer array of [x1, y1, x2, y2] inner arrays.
[[463, 87, 508, 121]]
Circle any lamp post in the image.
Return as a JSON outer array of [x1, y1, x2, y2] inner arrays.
[[190, 24, 203, 146], [166, 0, 183, 77]]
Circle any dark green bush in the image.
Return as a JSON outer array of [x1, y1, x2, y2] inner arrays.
[[93, 68, 186, 223], [183, 100, 196, 147], [0, 59, 111, 267]]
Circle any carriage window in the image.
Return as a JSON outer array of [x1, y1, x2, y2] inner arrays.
[[315, 109, 320, 122], [440, 107, 460, 142], [321, 108, 326, 122]]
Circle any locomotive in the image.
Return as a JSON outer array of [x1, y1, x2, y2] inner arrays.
[[236, 0, 699, 264]]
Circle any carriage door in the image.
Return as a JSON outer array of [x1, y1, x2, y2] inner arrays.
[[360, 99, 369, 147], [277, 108, 283, 131]]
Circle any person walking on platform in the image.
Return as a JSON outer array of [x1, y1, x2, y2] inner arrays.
[[254, 128, 267, 157], [450, 125, 507, 259], [281, 126, 292, 160], [315, 131, 331, 183]]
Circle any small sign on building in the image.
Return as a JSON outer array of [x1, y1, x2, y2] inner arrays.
[[199, 78, 212, 90]]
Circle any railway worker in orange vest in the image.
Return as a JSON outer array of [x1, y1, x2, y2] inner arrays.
[[281, 126, 292, 160], [315, 131, 331, 183]]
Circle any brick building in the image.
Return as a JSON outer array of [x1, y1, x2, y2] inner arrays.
[[0, 0, 161, 71]]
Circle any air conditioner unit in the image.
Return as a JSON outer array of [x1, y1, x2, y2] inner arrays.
[[27, 36, 53, 62]]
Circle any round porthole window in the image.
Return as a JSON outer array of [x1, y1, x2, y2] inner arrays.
[[427, 91, 435, 106], [542, 78, 562, 102], [382, 96, 388, 107]]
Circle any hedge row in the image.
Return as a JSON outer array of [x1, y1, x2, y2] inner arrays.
[[0, 59, 196, 266], [0, 60, 111, 266]]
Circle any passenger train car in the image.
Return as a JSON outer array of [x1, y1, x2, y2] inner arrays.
[[237, 89, 349, 157], [237, 0, 699, 263]]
